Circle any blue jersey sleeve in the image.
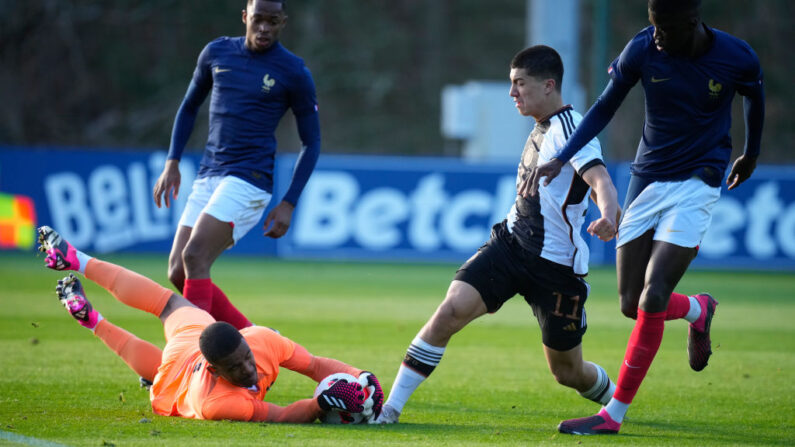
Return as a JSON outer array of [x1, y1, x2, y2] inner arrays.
[[279, 65, 321, 205], [289, 66, 319, 117], [281, 110, 321, 206], [737, 44, 764, 158], [608, 29, 649, 87], [167, 45, 213, 160], [553, 80, 632, 163], [551, 31, 647, 163]]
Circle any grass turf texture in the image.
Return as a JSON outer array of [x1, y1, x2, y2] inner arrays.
[[0, 252, 793, 446]]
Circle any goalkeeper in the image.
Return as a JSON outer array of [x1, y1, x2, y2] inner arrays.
[[37, 226, 383, 423]]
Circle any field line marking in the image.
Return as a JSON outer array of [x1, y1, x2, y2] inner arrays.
[[0, 430, 70, 447]]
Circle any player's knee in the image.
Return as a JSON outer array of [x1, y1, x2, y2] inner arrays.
[[167, 266, 185, 292], [620, 300, 638, 319], [639, 284, 669, 312], [181, 243, 210, 272], [618, 290, 639, 319]]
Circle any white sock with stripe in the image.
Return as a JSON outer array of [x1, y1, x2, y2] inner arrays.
[[578, 361, 615, 405], [384, 336, 445, 413]]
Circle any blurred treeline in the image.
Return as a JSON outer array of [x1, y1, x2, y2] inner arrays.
[[1, 0, 792, 161]]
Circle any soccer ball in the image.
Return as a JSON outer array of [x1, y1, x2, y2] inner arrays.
[[313, 372, 375, 424]]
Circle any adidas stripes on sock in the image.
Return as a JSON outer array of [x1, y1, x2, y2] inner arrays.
[[578, 361, 615, 405], [384, 336, 445, 413]]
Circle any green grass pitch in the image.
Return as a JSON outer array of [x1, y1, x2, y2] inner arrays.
[[0, 252, 793, 446]]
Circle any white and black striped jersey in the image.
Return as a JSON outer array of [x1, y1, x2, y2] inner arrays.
[[506, 105, 605, 276]]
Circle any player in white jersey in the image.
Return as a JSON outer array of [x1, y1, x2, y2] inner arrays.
[[374, 46, 621, 426]]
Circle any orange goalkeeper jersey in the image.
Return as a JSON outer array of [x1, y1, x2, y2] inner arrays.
[[150, 309, 296, 421]]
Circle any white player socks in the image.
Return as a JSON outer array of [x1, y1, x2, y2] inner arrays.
[[579, 361, 616, 405], [604, 398, 630, 423], [384, 336, 446, 413]]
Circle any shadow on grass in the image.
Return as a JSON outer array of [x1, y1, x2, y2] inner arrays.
[[630, 419, 791, 445]]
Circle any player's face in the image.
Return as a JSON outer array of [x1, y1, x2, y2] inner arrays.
[[648, 9, 699, 56], [242, 0, 287, 53], [509, 68, 553, 120], [212, 339, 259, 388]]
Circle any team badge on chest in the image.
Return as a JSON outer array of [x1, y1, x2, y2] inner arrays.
[[261, 74, 276, 93], [708, 79, 722, 99]]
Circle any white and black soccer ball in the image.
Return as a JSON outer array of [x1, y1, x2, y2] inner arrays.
[[313, 372, 375, 424]]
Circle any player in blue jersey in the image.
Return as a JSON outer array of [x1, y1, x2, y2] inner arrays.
[[526, 0, 765, 435], [375, 45, 621, 425], [152, 0, 320, 330]]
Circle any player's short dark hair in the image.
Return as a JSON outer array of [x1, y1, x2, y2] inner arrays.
[[648, 0, 701, 15], [247, 0, 287, 11], [511, 45, 564, 92], [199, 322, 244, 364]]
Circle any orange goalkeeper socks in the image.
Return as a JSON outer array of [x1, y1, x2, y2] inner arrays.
[[94, 319, 162, 382], [84, 258, 171, 317]]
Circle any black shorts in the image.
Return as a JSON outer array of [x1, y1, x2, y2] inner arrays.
[[454, 221, 589, 351]]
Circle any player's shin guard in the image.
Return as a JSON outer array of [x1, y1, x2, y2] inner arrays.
[[614, 310, 665, 404], [384, 336, 445, 414], [84, 259, 172, 317], [578, 362, 615, 405], [93, 319, 162, 381]]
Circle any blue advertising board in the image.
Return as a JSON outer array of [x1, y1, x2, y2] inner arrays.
[[1, 146, 794, 270], [276, 154, 518, 262], [0, 147, 279, 255]]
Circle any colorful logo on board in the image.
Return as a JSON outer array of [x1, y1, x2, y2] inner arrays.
[[0, 193, 37, 249]]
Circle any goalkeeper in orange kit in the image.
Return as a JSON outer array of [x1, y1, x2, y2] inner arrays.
[[37, 226, 383, 423]]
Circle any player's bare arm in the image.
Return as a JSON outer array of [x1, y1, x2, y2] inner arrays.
[[581, 164, 619, 242], [590, 187, 622, 225], [153, 159, 181, 208], [263, 200, 295, 238]]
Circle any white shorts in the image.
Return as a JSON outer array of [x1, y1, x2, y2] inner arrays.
[[178, 176, 271, 244], [617, 177, 720, 249]]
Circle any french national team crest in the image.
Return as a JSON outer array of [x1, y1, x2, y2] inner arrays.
[[708, 79, 722, 99], [262, 74, 276, 93]]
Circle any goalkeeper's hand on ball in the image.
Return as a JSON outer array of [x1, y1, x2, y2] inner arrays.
[[359, 371, 384, 420], [317, 379, 365, 413]]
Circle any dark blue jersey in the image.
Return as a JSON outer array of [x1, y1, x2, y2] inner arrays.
[[554, 26, 764, 188], [168, 37, 321, 204], [608, 26, 763, 185]]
